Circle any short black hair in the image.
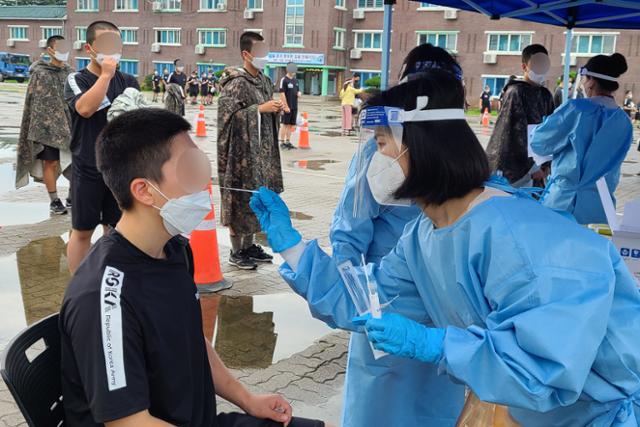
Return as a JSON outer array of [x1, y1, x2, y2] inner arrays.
[[240, 31, 264, 54], [400, 43, 462, 81], [366, 71, 490, 206], [97, 108, 191, 210], [86, 20, 119, 45], [46, 35, 64, 49], [522, 44, 548, 64], [585, 53, 628, 92]]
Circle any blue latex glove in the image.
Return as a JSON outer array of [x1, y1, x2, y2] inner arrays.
[[353, 312, 445, 364], [249, 187, 302, 253]]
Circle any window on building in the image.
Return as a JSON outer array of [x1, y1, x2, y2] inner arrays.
[[159, 0, 181, 9], [200, 0, 226, 10], [119, 59, 138, 76], [483, 76, 509, 97], [197, 29, 227, 47], [333, 28, 345, 49], [77, 0, 99, 11], [76, 27, 87, 42], [353, 70, 380, 86], [247, 0, 262, 10], [154, 28, 181, 45], [354, 31, 382, 51], [42, 27, 63, 40], [335, 0, 345, 8], [114, 0, 138, 10], [154, 61, 175, 75], [284, 0, 304, 46], [357, 0, 382, 8], [571, 33, 616, 55], [417, 31, 457, 51], [76, 57, 90, 70], [9, 27, 29, 41], [487, 33, 532, 53], [120, 28, 138, 44], [197, 63, 225, 75]]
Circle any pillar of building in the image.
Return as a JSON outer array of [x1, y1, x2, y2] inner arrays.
[[321, 67, 329, 97]]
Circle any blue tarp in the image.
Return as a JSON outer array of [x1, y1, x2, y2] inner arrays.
[[407, 0, 640, 29]]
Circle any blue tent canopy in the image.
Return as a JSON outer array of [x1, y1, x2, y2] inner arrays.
[[407, 0, 640, 29]]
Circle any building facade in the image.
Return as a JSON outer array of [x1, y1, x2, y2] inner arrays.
[[1, 0, 638, 100]]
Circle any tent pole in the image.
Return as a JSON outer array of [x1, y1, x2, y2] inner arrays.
[[380, 0, 395, 90], [562, 28, 573, 103]]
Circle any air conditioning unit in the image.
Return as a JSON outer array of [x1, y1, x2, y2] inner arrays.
[[444, 9, 457, 20], [6, 39, 15, 47], [38, 39, 48, 48], [73, 40, 84, 50], [483, 52, 497, 64], [216, 1, 226, 10], [195, 44, 205, 55], [353, 9, 365, 20], [570, 55, 577, 66], [244, 9, 254, 19], [152, 1, 162, 11], [350, 48, 362, 60], [151, 43, 161, 53]]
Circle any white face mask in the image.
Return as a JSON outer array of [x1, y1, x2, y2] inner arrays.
[[95, 53, 122, 66], [366, 151, 412, 207], [53, 51, 69, 62], [176, 66, 184, 72], [148, 182, 211, 236], [528, 69, 547, 85], [251, 55, 269, 71]]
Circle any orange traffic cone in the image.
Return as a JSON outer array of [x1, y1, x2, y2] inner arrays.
[[298, 112, 310, 149], [196, 105, 207, 138], [482, 109, 490, 128], [190, 183, 229, 290]]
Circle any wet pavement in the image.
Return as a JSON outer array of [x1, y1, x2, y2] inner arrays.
[[1, 82, 640, 426]]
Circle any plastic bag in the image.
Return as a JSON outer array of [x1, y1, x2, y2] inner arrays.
[[455, 393, 522, 427]]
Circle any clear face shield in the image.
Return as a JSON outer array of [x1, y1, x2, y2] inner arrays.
[[353, 96, 466, 217], [575, 66, 618, 98]]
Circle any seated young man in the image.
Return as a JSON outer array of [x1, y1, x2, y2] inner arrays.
[[59, 108, 326, 427]]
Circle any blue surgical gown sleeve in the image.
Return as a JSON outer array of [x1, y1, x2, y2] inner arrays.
[[530, 101, 576, 156], [279, 229, 428, 331], [442, 260, 616, 412]]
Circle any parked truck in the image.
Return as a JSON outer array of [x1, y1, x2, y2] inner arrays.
[[0, 52, 30, 83]]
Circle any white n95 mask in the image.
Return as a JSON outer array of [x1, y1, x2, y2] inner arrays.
[[54, 51, 69, 62], [366, 151, 412, 207], [148, 182, 211, 236], [96, 53, 122, 66], [528, 70, 547, 85], [251, 56, 269, 70]]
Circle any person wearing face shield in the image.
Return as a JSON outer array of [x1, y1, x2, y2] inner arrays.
[[217, 31, 284, 271], [251, 72, 640, 427], [530, 53, 633, 225], [486, 44, 555, 188], [16, 35, 73, 215], [64, 20, 139, 274]]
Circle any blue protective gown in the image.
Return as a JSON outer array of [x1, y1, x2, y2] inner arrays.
[[328, 138, 465, 427], [281, 183, 640, 427], [531, 97, 633, 225]]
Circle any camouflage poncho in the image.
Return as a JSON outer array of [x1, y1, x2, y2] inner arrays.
[[217, 67, 283, 235], [16, 60, 73, 189]]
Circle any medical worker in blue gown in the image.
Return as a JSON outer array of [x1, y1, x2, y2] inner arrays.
[[250, 72, 640, 427], [531, 53, 633, 225], [316, 44, 467, 427]]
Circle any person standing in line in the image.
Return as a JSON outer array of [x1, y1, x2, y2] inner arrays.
[[278, 62, 301, 150], [161, 68, 170, 102], [479, 84, 492, 122], [340, 75, 363, 136], [217, 31, 283, 270], [168, 59, 187, 116], [151, 70, 162, 103], [16, 35, 73, 215], [187, 70, 200, 105], [200, 72, 209, 105]]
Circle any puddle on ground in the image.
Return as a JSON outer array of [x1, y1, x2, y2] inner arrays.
[[289, 159, 338, 171], [203, 293, 332, 368], [623, 160, 638, 164], [0, 235, 333, 369], [322, 115, 340, 120], [320, 131, 344, 138], [290, 210, 314, 220], [622, 173, 639, 178], [0, 202, 52, 227]]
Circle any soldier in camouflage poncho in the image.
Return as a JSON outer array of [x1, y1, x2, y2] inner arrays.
[[217, 31, 283, 269], [16, 36, 73, 214]]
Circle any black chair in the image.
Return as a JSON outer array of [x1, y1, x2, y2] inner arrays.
[[1, 313, 64, 427]]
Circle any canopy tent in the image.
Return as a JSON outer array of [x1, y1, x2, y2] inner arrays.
[[379, 0, 640, 99]]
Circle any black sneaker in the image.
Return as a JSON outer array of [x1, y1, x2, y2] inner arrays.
[[65, 197, 72, 208], [284, 141, 297, 150], [245, 244, 274, 263], [228, 250, 257, 270], [50, 198, 68, 215]]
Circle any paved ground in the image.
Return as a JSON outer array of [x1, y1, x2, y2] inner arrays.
[[0, 82, 639, 427]]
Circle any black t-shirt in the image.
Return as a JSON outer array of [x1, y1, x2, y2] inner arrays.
[[65, 69, 139, 178], [480, 91, 491, 107], [169, 72, 187, 89], [152, 74, 162, 89], [279, 75, 299, 111], [59, 231, 217, 426]]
